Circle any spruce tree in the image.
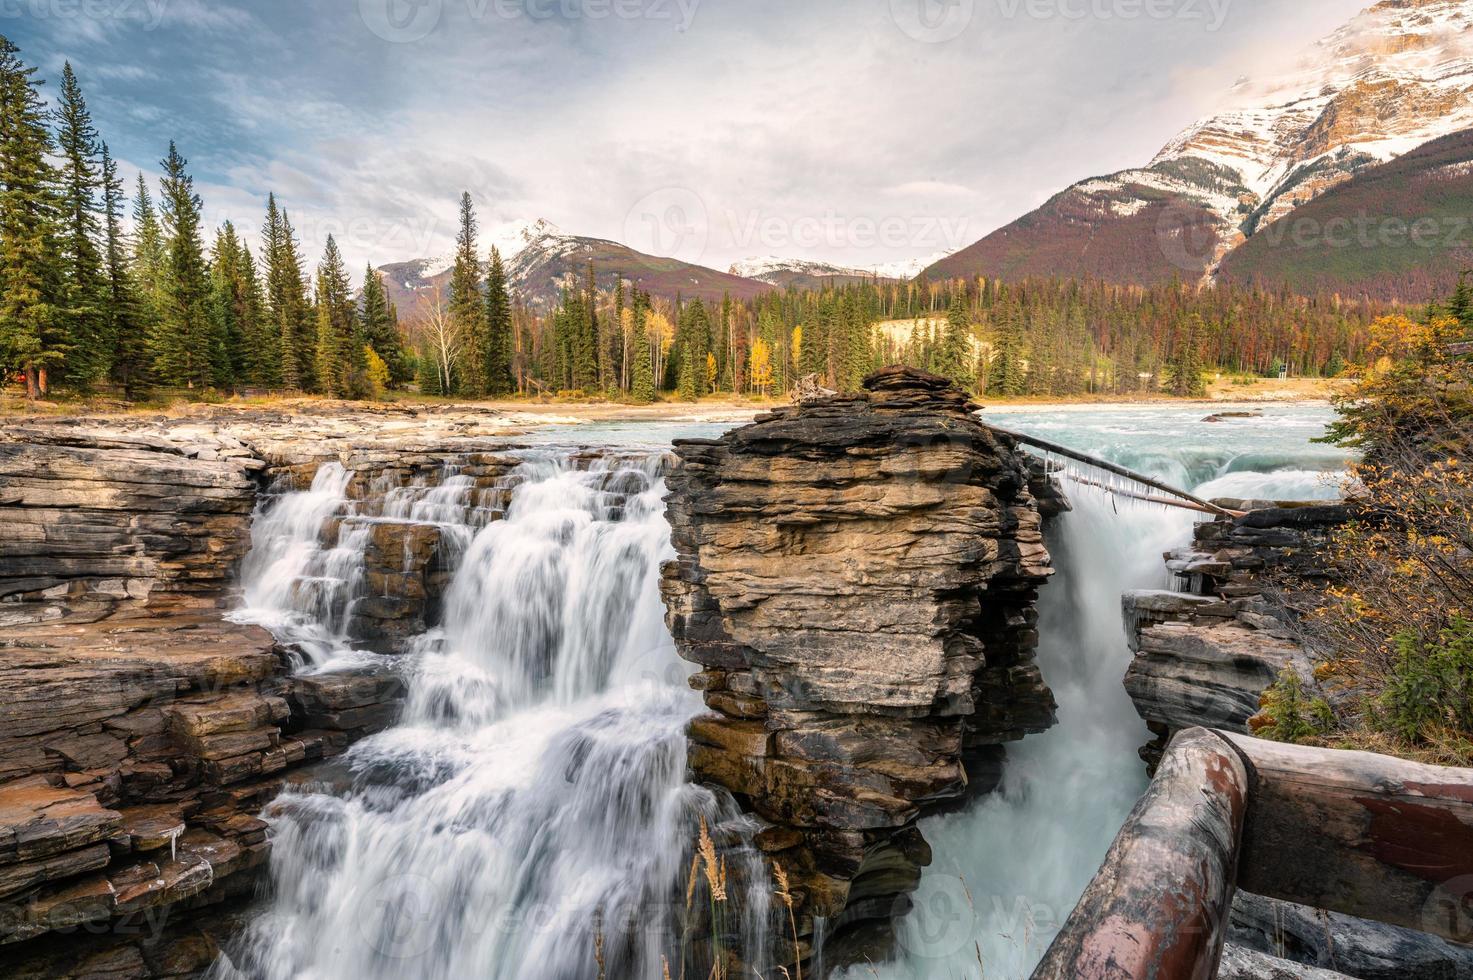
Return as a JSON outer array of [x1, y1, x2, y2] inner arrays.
[[937, 292, 974, 390], [236, 243, 270, 385], [483, 246, 513, 396], [448, 192, 483, 395], [312, 236, 364, 398], [151, 142, 214, 389], [208, 222, 249, 385], [101, 146, 147, 395], [987, 303, 1027, 396], [52, 62, 108, 387], [0, 36, 65, 399], [631, 291, 655, 403], [1164, 313, 1208, 397], [261, 194, 310, 388], [361, 264, 408, 388]]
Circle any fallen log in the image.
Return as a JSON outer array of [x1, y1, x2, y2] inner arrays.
[[1031, 728, 1249, 980], [1221, 731, 1473, 946]]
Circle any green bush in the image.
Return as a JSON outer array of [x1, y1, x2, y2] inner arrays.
[[1370, 618, 1473, 745], [1251, 667, 1336, 744]]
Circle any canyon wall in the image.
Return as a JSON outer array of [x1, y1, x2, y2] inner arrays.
[[0, 406, 536, 976], [660, 367, 1058, 968]]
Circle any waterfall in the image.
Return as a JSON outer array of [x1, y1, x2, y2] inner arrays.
[[215, 448, 769, 980], [852, 406, 1348, 980], [231, 462, 366, 667]]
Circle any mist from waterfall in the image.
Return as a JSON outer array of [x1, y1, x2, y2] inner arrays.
[[855, 405, 1349, 980], [216, 447, 769, 980]]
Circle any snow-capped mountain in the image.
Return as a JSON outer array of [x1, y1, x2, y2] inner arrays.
[[730, 253, 945, 286], [927, 0, 1473, 290], [378, 218, 770, 314]]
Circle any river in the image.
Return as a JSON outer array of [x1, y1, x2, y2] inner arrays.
[[213, 403, 1349, 980]]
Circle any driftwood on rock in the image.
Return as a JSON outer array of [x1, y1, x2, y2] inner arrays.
[[1031, 727, 1249, 980], [1222, 731, 1473, 948], [1038, 729, 1473, 978]]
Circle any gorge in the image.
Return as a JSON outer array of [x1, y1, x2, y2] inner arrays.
[[0, 381, 1468, 979]]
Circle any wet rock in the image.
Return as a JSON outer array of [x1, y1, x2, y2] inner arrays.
[[1121, 503, 1353, 768], [660, 366, 1056, 971]]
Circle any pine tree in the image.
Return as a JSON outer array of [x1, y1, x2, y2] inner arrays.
[[569, 262, 599, 391], [0, 36, 65, 398], [937, 292, 974, 390], [630, 291, 655, 403], [151, 142, 214, 389], [236, 243, 270, 385], [52, 62, 108, 388], [483, 246, 514, 396], [100, 146, 146, 395], [676, 299, 709, 400], [313, 235, 364, 398], [988, 302, 1027, 396], [449, 192, 483, 395], [261, 194, 310, 388], [1164, 313, 1208, 397], [208, 222, 252, 385], [361, 264, 408, 388]]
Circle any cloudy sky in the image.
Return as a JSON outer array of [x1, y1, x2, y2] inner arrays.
[[7, 0, 1371, 281]]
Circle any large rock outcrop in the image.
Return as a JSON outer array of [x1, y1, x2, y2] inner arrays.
[[660, 367, 1057, 968], [1123, 501, 1353, 767]]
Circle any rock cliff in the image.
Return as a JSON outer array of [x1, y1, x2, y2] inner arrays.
[[0, 405, 546, 975], [1123, 501, 1353, 767], [660, 367, 1057, 970]]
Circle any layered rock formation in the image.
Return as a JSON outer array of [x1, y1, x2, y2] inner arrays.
[[1123, 501, 1352, 767], [0, 406, 551, 975], [660, 367, 1057, 969]]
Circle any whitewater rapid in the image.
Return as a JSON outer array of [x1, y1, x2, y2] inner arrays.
[[216, 405, 1347, 980], [217, 449, 768, 980]]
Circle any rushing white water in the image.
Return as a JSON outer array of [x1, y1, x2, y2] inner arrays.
[[216, 448, 768, 980], [230, 462, 366, 667], [220, 406, 1347, 980], [854, 404, 1350, 980]]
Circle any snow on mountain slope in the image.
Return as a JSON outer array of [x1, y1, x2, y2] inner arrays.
[[927, 0, 1473, 289], [730, 252, 948, 285], [378, 218, 771, 314]]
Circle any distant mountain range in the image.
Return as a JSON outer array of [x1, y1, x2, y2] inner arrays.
[[378, 218, 772, 314], [381, 0, 1473, 314], [924, 0, 1473, 297]]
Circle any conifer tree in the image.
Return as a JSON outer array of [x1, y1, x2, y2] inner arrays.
[[987, 302, 1027, 396], [131, 175, 166, 310], [0, 36, 65, 399], [313, 235, 363, 398], [1164, 313, 1207, 397], [52, 62, 108, 387], [100, 146, 146, 395], [151, 142, 214, 388], [937, 292, 974, 390], [261, 194, 310, 388], [361, 264, 408, 388], [483, 246, 513, 396], [630, 291, 655, 403], [570, 262, 599, 391], [448, 192, 483, 395], [209, 222, 253, 384], [235, 243, 270, 385]]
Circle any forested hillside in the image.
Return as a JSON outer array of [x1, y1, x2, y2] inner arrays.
[[0, 36, 1407, 407]]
